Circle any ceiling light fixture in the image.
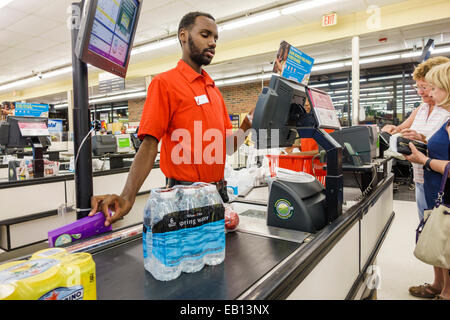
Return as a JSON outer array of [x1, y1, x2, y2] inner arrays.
[[0, 0, 15, 10], [131, 38, 178, 56], [40, 67, 73, 79], [360, 54, 401, 64], [219, 11, 281, 31], [431, 46, 450, 54], [312, 62, 345, 72], [281, 0, 341, 14]]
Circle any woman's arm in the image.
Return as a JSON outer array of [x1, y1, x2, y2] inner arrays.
[[404, 125, 450, 177]]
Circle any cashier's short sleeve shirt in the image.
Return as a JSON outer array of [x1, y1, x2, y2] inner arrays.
[[138, 60, 233, 183]]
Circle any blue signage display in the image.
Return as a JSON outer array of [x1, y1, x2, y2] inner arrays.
[[14, 103, 49, 118], [273, 40, 315, 85]]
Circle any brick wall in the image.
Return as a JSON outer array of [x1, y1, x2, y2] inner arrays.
[[128, 98, 145, 122], [219, 80, 268, 114], [127, 80, 268, 121]]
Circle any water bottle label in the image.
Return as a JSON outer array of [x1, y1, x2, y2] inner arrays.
[[142, 225, 148, 259], [151, 205, 223, 234], [151, 205, 225, 267]]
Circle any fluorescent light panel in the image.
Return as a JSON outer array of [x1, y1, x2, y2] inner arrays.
[[0, 0, 14, 9], [131, 38, 178, 55], [219, 11, 281, 31], [281, 0, 340, 14]]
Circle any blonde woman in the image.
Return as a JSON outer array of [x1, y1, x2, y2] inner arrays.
[[382, 57, 450, 222], [406, 61, 450, 300]]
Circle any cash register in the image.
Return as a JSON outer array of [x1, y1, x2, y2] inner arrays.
[[251, 75, 343, 233], [0, 116, 51, 178]]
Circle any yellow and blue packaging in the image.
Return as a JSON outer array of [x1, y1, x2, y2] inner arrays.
[[0, 248, 96, 300]]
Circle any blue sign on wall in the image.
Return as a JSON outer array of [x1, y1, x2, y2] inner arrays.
[[15, 103, 49, 117], [48, 119, 63, 133]]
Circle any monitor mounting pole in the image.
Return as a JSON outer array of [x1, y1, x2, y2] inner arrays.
[[71, 0, 93, 219], [297, 127, 343, 222]]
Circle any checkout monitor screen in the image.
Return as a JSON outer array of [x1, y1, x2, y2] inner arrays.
[[251, 75, 311, 149], [88, 0, 138, 66], [76, 0, 141, 78], [307, 88, 341, 130], [3, 116, 49, 148], [116, 134, 132, 153]]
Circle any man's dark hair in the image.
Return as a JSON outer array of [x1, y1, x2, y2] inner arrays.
[[178, 11, 215, 39]]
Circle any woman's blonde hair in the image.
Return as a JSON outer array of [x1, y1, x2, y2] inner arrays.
[[413, 56, 450, 80], [425, 61, 450, 107]]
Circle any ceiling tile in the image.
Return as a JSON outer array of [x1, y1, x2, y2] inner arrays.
[[40, 26, 71, 43], [0, 7, 28, 29], [14, 37, 59, 52], [7, 0, 57, 15], [7, 14, 60, 36], [0, 47, 37, 63], [0, 29, 31, 47], [34, 0, 74, 23]]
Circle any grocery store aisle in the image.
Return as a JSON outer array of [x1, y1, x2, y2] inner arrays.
[[377, 200, 434, 300]]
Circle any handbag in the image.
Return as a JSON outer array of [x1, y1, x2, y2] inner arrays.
[[414, 163, 450, 269]]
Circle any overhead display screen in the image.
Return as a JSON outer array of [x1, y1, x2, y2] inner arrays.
[[88, 0, 138, 67], [76, 0, 142, 78]]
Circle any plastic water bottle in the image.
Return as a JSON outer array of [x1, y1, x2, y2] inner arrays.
[[203, 185, 226, 265], [177, 187, 205, 273], [144, 190, 181, 281]]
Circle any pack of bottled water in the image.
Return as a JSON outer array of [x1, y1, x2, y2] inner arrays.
[[143, 183, 225, 281]]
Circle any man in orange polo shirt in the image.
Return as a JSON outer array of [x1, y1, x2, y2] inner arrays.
[[90, 12, 254, 226]]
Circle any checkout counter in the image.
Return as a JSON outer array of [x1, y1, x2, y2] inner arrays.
[[1, 76, 394, 300], [0, 120, 163, 251]]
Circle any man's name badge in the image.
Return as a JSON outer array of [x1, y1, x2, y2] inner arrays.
[[195, 94, 209, 106]]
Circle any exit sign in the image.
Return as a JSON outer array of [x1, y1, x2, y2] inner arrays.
[[322, 13, 338, 27]]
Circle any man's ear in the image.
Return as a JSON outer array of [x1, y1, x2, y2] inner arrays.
[[179, 29, 187, 46]]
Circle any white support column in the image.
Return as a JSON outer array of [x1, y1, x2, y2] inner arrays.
[[145, 75, 152, 89], [352, 36, 360, 126], [67, 89, 74, 140]]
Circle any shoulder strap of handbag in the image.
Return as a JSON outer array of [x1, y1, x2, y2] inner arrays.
[[436, 162, 450, 205]]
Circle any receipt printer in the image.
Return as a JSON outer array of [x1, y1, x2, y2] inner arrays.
[[267, 170, 328, 233]]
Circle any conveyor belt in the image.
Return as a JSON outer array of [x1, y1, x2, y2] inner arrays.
[[93, 231, 300, 300]]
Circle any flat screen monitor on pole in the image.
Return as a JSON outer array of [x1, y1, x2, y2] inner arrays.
[[0, 116, 50, 149], [306, 87, 341, 130], [75, 0, 142, 78]]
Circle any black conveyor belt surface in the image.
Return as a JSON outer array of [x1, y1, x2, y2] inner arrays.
[[94, 231, 300, 300]]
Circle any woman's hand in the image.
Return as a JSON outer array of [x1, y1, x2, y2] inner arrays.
[[400, 128, 426, 142], [381, 124, 398, 134], [404, 142, 428, 165]]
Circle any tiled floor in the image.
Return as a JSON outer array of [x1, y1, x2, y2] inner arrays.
[[377, 200, 434, 300]]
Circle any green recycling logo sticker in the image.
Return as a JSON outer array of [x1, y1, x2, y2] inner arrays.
[[274, 199, 294, 220]]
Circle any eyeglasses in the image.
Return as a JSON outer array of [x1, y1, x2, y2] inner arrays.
[[413, 84, 430, 92]]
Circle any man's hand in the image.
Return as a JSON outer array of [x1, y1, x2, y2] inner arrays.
[[88, 135, 159, 226], [89, 194, 133, 226], [381, 124, 398, 134], [400, 128, 426, 142]]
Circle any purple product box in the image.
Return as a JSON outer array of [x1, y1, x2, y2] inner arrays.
[[48, 212, 112, 247]]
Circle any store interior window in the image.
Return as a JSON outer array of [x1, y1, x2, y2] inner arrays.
[[308, 63, 420, 127], [90, 102, 130, 134]]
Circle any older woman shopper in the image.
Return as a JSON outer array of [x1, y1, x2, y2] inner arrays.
[[382, 56, 450, 222], [406, 61, 450, 300]]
